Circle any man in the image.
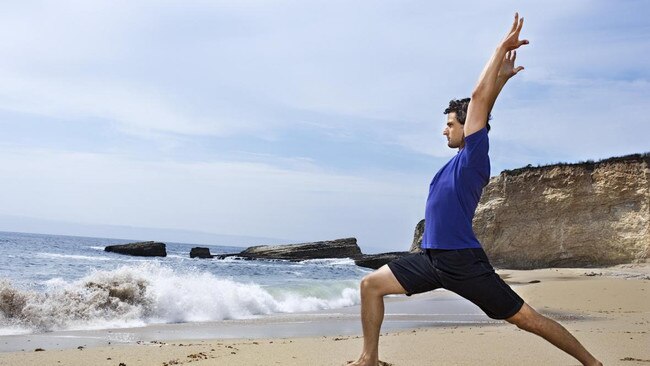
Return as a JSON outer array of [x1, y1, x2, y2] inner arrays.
[[347, 14, 602, 366]]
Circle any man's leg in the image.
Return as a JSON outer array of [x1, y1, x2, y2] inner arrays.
[[347, 265, 408, 366], [506, 303, 602, 366]]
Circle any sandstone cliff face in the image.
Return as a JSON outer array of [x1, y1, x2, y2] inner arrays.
[[474, 154, 649, 269]]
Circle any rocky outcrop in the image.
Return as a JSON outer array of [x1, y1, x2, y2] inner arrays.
[[190, 247, 214, 259], [354, 252, 411, 269], [473, 153, 649, 269], [219, 238, 363, 261], [409, 219, 425, 253], [104, 241, 167, 257]]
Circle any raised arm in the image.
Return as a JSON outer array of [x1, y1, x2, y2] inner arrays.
[[464, 13, 529, 137]]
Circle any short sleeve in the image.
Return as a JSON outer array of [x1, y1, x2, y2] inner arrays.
[[461, 127, 489, 168]]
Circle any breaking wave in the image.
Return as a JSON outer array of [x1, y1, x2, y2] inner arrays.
[[0, 262, 360, 334]]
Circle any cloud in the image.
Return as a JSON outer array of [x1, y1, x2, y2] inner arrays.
[[0, 2, 529, 140]]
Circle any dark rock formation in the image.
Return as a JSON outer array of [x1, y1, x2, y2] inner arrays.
[[190, 247, 214, 259], [474, 153, 650, 269], [218, 238, 362, 261], [104, 241, 167, 257], [241, 237, 362, 260], [354, 252, 411, 270]]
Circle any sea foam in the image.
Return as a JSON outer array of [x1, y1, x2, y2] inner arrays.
[[0, 262, 360, 334]]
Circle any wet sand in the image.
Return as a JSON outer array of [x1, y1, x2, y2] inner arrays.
[[0, 264, 648, 365]]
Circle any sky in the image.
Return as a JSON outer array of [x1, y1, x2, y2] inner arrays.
[[0, 1, 648, 253]]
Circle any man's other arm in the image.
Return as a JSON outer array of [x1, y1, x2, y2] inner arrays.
[[464, 13, 529, 137]]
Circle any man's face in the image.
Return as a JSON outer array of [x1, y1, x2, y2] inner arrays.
[[443, 112, 465, 149]]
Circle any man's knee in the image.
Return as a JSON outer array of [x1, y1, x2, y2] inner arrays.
[[506, 303, 543, 333], [360, 265, 406, 297], [360, 273, 381, 295]]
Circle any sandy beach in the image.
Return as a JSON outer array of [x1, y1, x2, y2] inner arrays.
[[1, 264, 648, 366]]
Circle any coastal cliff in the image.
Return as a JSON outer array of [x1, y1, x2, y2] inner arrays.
[[473, 153, 649, 269]]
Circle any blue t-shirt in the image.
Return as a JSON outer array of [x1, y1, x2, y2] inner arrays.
[[421, 127, 490, 249]]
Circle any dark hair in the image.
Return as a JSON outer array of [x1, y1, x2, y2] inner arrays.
[[443, 98, 491, 132]]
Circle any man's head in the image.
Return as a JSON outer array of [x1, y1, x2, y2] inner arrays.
[[442, 98, 491, 149]]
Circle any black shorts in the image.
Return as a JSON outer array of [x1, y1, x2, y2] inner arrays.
[[387, 248, 524, 320]]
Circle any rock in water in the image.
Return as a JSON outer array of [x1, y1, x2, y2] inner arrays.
[[354, 252, 411, 269], [233, 238, 362, 261], [474, 153, 650, 269], [104, 241, 167, 257], [190, 247, 214, 258]]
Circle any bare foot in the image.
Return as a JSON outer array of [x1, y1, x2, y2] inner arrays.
[[345, 360, 392, 366], [345, 360, 367, 366]]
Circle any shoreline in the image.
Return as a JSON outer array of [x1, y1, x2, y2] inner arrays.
[[0, 264, 648, 365], [0, 290, 499, 352]]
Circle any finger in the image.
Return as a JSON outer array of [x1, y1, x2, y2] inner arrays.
[[511, 13, 518, 32], [512, 50, 517, 61], [518, 39, 529, 47], [514, 66, 524, 74], [516, 17, 524, 35], [505, 51, 511, 60]]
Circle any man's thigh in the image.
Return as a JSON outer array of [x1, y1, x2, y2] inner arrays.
[[437, 248, 524, 319], [386, 251, 443, 296]]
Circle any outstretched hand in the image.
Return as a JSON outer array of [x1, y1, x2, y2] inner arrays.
[[465, 12, 529, 136], [501, 13, 529, 52], [498, 50, 524, 80], [497, 13, 528, 82]]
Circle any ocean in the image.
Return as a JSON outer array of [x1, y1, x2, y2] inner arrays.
[[0, 231, 371, 336]]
